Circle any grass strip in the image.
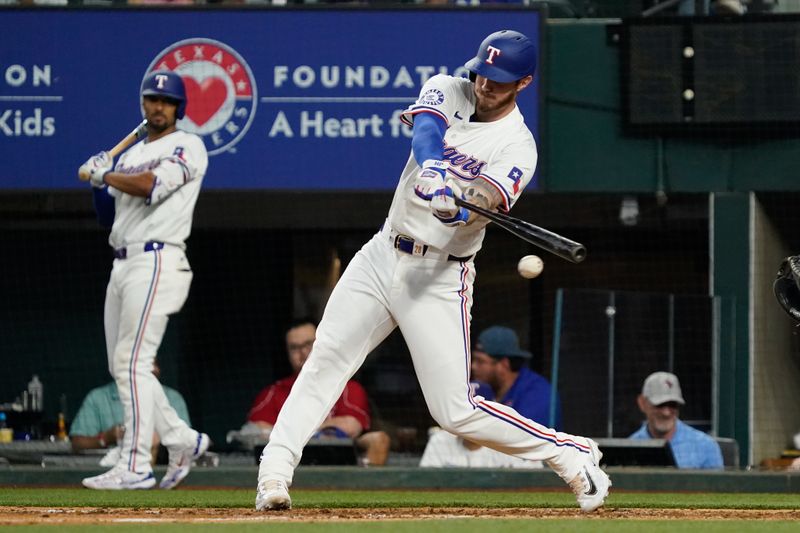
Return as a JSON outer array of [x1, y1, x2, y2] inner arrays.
[[0, 488, 798, 509]]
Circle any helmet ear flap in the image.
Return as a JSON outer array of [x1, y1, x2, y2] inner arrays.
[[774, 256, 800, 322]]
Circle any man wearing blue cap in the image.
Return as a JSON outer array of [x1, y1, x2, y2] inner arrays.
[[420, 326, 560, 468], [471, 326, 561, 430]]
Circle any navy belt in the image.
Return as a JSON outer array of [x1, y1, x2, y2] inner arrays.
[[391, 233, 472, 262], [113, 241, 165, 260]]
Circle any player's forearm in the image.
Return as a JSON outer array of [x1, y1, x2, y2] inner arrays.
[[70, 436, 102, 452], [462, 182, 501, 225], [460, 437, 483, 451], [103, 171, 156, 198], [411, 113, 446, 166], [321, 416, 363, 438], [70, 425, 120, 452]]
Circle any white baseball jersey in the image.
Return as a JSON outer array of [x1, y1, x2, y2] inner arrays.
[[260, 73, 598, 493], [388, 74, 538, 257], [109, 130, 207, 250]]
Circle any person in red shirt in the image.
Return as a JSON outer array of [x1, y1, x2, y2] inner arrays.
[[247, 319, 390, 465]]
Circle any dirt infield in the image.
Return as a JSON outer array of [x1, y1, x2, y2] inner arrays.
[[1, 506, 798, 524]]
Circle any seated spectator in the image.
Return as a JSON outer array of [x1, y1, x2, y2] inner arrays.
[[70, 359, 191, 467], [239, 318, 390, 466], [420, 325, 560, 468], [629, 371, 723, 469]]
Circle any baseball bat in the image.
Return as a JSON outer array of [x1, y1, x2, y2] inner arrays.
[[78, 119, 148, 181], [454, 197, 587, 264]]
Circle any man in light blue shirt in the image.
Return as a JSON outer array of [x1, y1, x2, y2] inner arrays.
[[629, 371, 723, 470], [70, 360, 190, 462]]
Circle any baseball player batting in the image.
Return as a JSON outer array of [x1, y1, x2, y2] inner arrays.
[[78, 71, 210, 490], [256, 30, 610, 512]]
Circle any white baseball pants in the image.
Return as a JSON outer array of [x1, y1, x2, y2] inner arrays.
[[104, 244, 198, 473], [259, 226, 594, 485]]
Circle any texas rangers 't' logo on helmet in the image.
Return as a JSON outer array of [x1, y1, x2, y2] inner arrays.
[[145, 38, 257, 156]]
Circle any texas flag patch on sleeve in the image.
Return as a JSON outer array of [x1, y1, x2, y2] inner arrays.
[[508, 166, 523, 195]]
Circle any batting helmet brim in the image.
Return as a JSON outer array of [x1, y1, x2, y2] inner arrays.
[[464, 57, 522, 84]]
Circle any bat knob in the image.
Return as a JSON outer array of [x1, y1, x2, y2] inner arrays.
[[78, 166, 91, 181]]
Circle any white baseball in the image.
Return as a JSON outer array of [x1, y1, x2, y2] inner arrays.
[[517, 255, 544, 279]]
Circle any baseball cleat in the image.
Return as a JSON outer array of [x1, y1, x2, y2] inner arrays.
[[159, 432, 211, 490], [82, 465, 156, 490], [568, 438, 611, 513], [255, 479, 292, 511]]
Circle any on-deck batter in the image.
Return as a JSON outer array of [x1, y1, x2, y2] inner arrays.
[[78, 71, 210, 490], [256, 30, 611, 512]]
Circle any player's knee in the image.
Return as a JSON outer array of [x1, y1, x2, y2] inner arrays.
[[430, 412, 473, 435]]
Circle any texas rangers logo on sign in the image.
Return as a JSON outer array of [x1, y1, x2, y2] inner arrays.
[[145, 38, 257, 156]]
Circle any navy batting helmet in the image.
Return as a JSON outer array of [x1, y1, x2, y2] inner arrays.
[[141, 70, 187, 119], [465, 30, 537, 83]]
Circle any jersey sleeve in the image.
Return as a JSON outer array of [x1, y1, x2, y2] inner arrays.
[[109, 145, 135, 199], [333, 381, 371, 431], [246, 385, 281, 426], [478, 139, 538, 213], [147, 135, 208, 206], [401, 74, 464, 129]]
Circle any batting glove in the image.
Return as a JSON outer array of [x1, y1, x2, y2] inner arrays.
[[413, 159, 448, 201], [430, 180, 469, 227], [79, 151, 112, 188]]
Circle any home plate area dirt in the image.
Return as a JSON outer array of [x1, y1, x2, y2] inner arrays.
[[0, 506, 798, 524]]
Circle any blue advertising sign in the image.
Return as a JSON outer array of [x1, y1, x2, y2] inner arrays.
[[0, 8, 541, 190]]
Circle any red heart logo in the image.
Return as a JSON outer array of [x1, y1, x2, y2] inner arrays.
[[183, 77, 227, 126]]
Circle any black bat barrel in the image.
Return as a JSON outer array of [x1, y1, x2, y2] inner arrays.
[[455, 198, 587, 264]]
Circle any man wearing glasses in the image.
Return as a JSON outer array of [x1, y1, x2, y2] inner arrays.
[[245, 319, 390, 466]]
